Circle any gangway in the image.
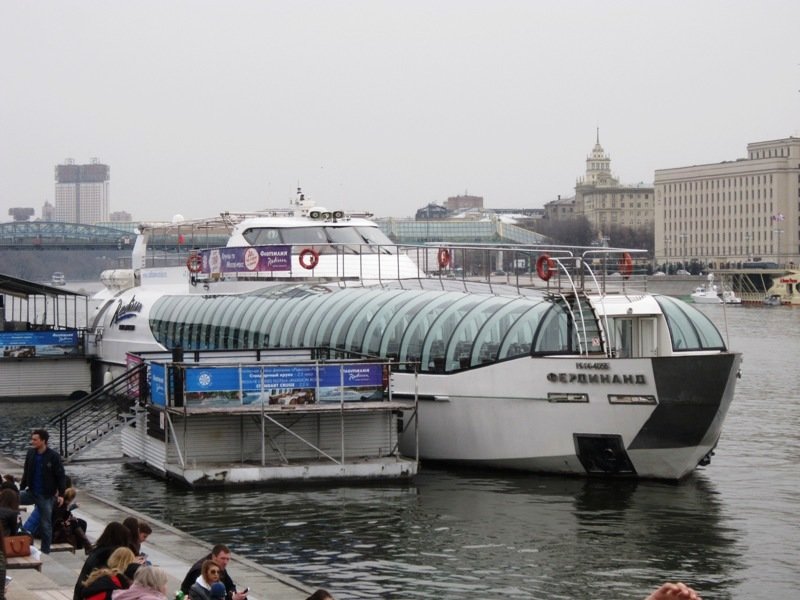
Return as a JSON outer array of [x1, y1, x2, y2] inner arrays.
[[48, 363, 146, 462]]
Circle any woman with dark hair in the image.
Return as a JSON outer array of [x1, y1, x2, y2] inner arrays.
[[53, 488, 92, 552], [121, 517, 141, 554], [73, 522, 132, 600]]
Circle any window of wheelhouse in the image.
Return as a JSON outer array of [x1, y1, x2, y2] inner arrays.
[[532, 303, 574, 354], [654, 295, 726, 351]]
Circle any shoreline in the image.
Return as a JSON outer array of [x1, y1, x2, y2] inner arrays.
[[1, 453, 312, 600]]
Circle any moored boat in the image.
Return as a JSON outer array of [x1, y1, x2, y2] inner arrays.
[[87, 192, 742, 481]]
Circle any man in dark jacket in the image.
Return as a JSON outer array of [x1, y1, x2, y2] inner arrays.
[[180, 544, 246, 600], [19, 428, 66, 553]]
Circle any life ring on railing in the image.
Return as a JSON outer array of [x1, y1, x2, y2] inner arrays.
[[619, 252, 633, 279], [437, 247, 451, 269], [299, 248, 320, 270], [536, 254, 555, 281], [186, 254, 202, 274]]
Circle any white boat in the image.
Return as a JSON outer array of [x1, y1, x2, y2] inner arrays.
[[51, 272, 66, 286], [720, 289, 742, 304], [691, 274, 721, 304], [88, 191, 742, 481]]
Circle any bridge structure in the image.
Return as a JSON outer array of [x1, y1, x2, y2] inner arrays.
[[2, 218, 548, 251], [0, 221, 229, 251]]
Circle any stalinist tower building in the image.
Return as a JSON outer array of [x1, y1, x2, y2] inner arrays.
[[574, 132, 654, 235]]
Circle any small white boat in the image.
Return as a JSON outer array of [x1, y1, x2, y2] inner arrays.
[[721, 289, 742, 304], [51, 272, 66, 286], [691, 274, 721, 304]]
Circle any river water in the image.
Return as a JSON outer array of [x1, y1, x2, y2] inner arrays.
[[1, 304, 798, 599]]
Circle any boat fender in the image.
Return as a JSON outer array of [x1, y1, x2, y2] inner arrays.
[[437, 247, 451, 269], [186, 253, 202, 274], [619, 252, 633, 279], [299, 248, 320, 270], [536, 254, 555, 281]]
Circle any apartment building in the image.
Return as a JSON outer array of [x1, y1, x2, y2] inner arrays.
[[654, 137, 800, 266]]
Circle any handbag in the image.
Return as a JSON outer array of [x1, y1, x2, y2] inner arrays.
[[3, 533, 32, 557]]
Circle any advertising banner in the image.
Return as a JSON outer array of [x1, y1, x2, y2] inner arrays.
[[180, 363, 386, 407], [150, 362, 167, 406], [201, 245, 292, 274], [0, 330, 79, 359]]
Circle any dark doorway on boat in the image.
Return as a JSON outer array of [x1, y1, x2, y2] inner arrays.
[[574, 434, 636, 475]]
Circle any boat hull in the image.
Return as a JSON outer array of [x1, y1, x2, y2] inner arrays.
[[396, 352, 740, 480]]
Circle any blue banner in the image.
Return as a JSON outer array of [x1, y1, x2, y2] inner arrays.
[[0, 330, 79, 359], [175, 362, 386, 407], [150, 363, 167, 406]]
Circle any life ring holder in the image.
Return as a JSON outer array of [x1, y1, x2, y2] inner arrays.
[[186, 253, 202, 274], [299, 248, 320, 270], [437, 247, 451, 269], [536, 254, 555, 281], [619, 252, 634, 279]]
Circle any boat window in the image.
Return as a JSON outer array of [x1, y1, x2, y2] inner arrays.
[[242, 228, 282, 245], [378, 291, 445, 361], [362, 291, 430, 357], [498, 305, 549, 360], [532, 303, 572, 354], [470, 301, 544, 367], [344, 290, 409, 354], [398, 293, 464, 370], [242, 226, 394, 255], [302, 289, 358, 348], [355, 227, 396, 254], [289, 291, 337, 347], [420, 295, 492, 372], [654, 295, 726, 351], [327, 289, 387, 351], [444, 296, 511, 371]]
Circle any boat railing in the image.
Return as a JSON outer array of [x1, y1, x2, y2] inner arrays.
[[144, 241, 652, 296]]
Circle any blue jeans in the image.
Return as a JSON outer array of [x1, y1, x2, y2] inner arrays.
[[19, 490, 55, 554]]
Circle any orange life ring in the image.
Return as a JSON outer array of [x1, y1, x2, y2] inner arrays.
[[437, 247, 451, 269], [619, 252, 633, 279], [299, 248, 320, 270], [536, 254, 555, 281], [186, 254, 202, 274]]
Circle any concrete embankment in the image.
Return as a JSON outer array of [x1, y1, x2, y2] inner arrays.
[[1, 454, 312, 600]]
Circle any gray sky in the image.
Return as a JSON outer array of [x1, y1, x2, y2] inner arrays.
[[2, 1, 799, 221]]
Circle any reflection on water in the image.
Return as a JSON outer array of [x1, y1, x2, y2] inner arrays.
[[2, 305, 799, 599]]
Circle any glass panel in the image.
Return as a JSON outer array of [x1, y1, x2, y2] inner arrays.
[[242, 228, 281, 245], [378, 291, 444, 361], [498, 303, 550, 359], [302, 289, 358, 348], [237, 297, 267, 348], [420, 295, 492, 372], [208, 296, 241, 349], [362, 290, 435, 357], [329, 289, 387, 351], [444, 295, 511, 371], [398, 292, 464, 370], [275, 297, 316, 347], [471, 300, 543, 367], [290, 290, 337, 347], [355, 226, 396, 254], [532, 303, 571, 354], [344, 290, 408, 354], [314, 289, 367, 348], [654, 296, 725, 351]]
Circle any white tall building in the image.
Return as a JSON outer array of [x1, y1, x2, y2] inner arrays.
[[54, 158, 110, 224], [654, 137, 800, 267]]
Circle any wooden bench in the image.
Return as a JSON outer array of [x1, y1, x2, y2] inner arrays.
[[49, 542, 76, 554], [6, 555, 43, 571]]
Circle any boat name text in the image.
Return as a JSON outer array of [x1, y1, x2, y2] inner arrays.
[[111, 295, 143, 324], [547, 372, 647, 385]]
